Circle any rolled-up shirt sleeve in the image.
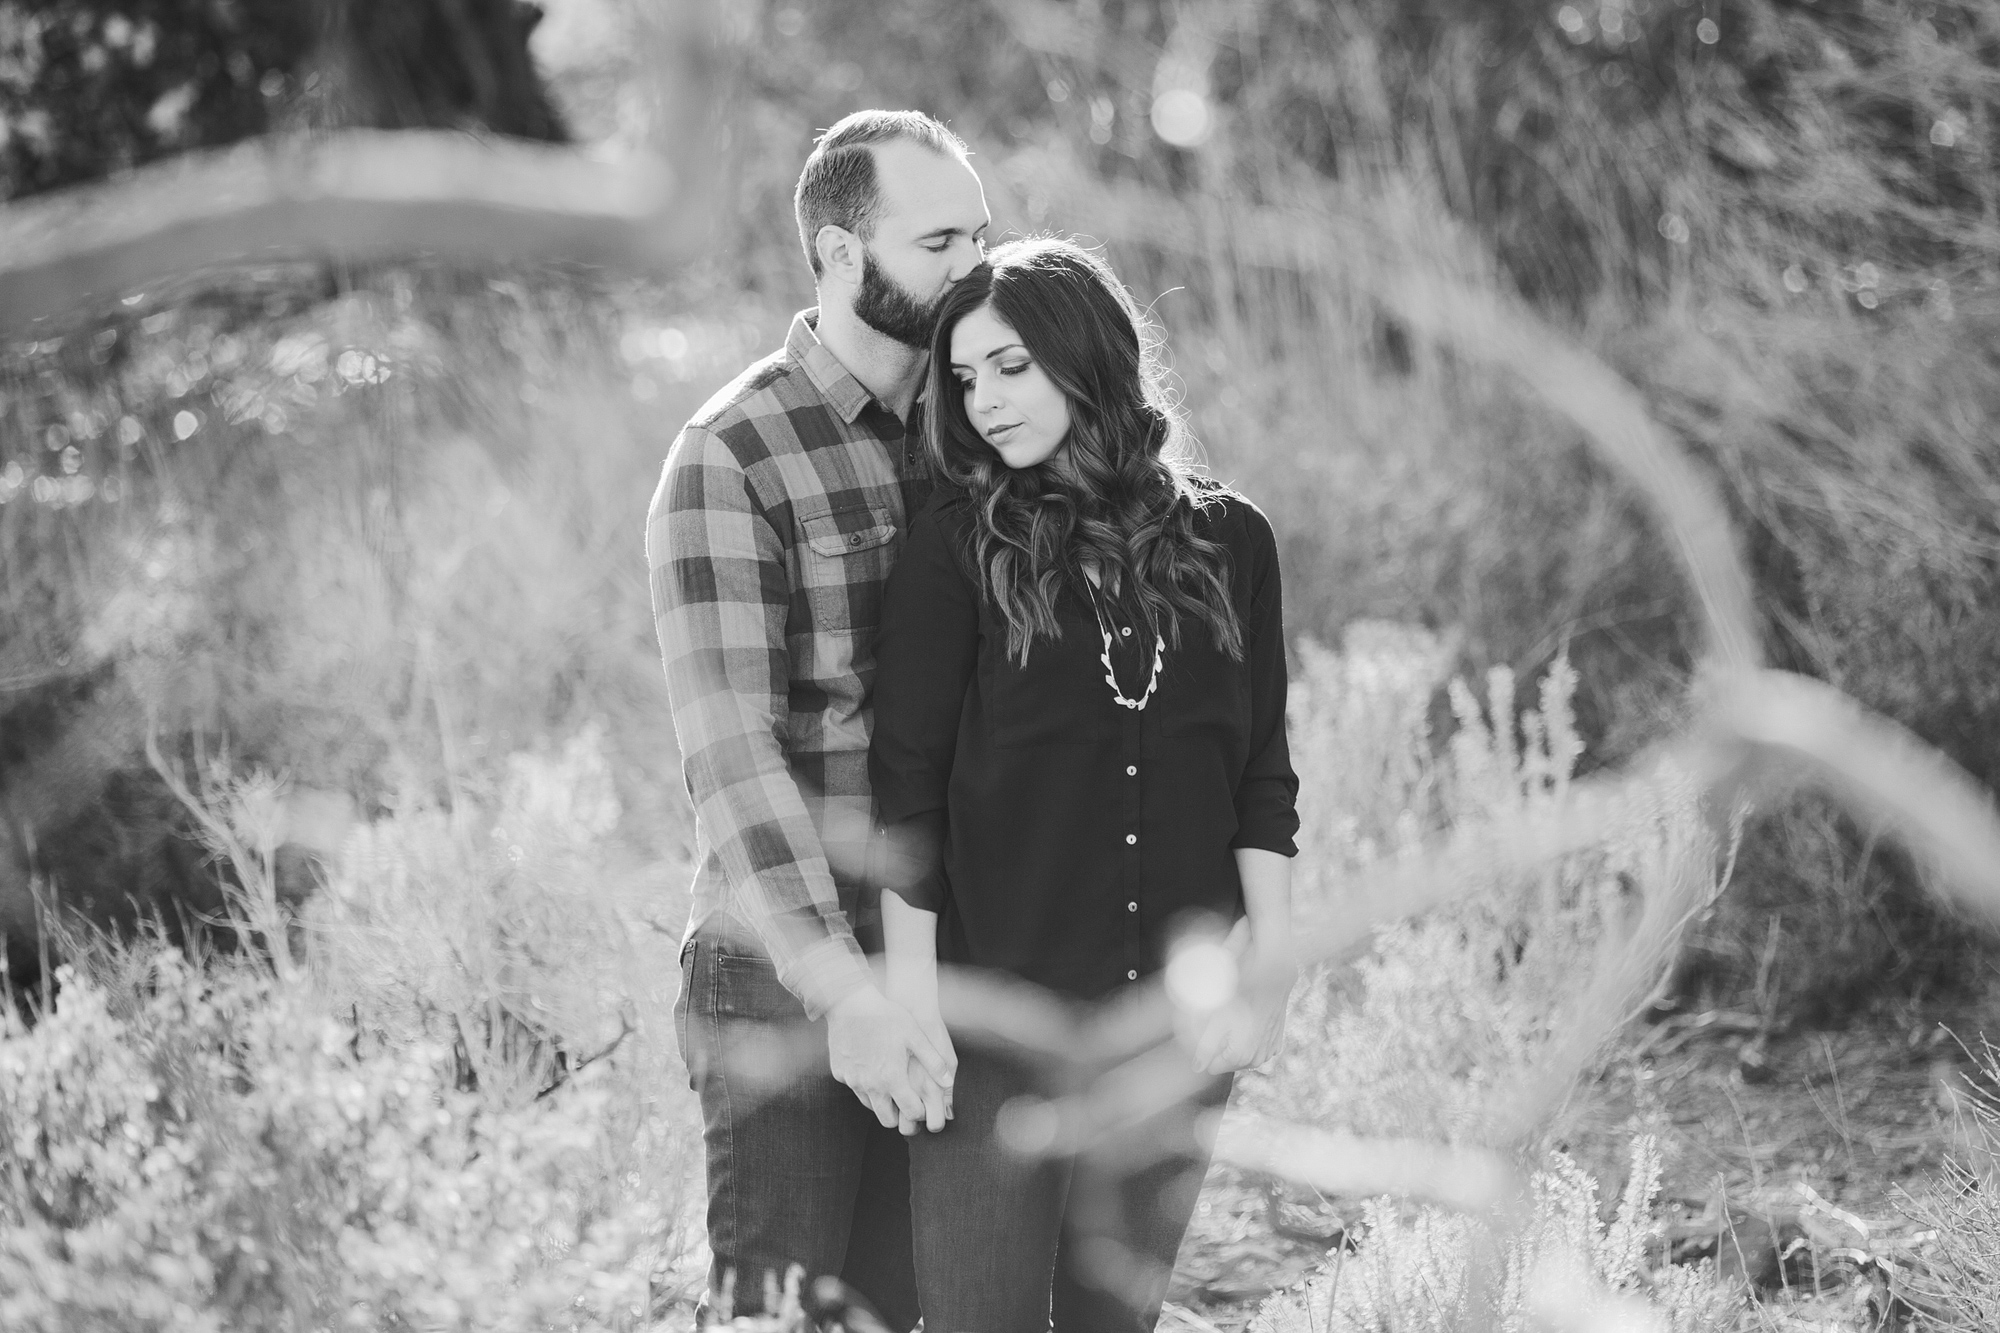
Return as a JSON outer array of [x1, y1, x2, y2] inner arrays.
[[647, 423, 871, 1018], [1231, 506, 1301, 856], [869, 502, 979, 914]]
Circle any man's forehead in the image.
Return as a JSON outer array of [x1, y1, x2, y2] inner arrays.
[[870, 139, 987, 235]]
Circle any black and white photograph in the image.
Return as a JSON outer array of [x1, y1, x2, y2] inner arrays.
[[3, 1, 1999, 1329]]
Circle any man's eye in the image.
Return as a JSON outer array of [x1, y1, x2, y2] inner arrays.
[[924, 241, 951, 253]]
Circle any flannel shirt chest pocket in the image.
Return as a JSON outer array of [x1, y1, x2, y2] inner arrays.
[[791, 502, 898, 685]]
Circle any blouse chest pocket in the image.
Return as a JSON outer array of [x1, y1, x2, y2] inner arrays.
[[985, 608, 1121, 749], [795, 505, 897, 627]]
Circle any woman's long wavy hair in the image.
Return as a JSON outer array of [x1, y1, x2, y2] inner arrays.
[[924, 237, 1242, 665]]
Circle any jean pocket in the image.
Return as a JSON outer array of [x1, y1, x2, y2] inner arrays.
[[675, 936, 698, 1090], [712, 948, 809, 1024]]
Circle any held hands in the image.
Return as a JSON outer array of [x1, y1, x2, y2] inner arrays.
[[825, 984, 956, 1135], [885, 965, 956, 1136]]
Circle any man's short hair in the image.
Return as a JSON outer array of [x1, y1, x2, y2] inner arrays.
[[794, 110, 969, 280]]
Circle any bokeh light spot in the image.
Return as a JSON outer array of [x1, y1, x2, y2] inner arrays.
[[1166, 939, 1238, 1013], [1151, 90, 1212, 148], [996, 1096, 1062, 1156], [172, 410, 198, 440]]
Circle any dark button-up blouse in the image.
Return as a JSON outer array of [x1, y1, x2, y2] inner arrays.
[[868, 487, 1299, 1001]]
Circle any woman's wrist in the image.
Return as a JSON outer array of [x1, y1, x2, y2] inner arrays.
[[1241, 925, 1297, 1002], [884, 953, 940, 1003]]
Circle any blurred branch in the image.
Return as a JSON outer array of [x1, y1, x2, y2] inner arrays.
[[0, 0, 721, 338], [0, 130, 707, 339], [1721, 670, 2000, 917], [1215, 1115, 1523, 1218], [1389, 271, 1763, 676]]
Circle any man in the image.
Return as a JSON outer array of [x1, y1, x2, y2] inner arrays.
[[647, 110, 990, 1325]]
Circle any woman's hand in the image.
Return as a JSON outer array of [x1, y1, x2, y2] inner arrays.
[[884, 967, 955, 1132], [1187, 980, 1292, 1074], [1188, 917, 1296, 1074], [1184, 850, 1297, 1074], [880, 891, 955, 1133]]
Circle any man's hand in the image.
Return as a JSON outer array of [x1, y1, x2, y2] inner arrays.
[[826, 985, 956, 1133]]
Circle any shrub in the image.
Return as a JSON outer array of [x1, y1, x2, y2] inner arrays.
[[0, 719, 698, 1331], [1257, 626, 1730, 1146], [1902, 1040, 2000, 1330], [1247, 1138, 1735, 1333], [0, 954, 679, 1333], [1237, 627, 1740, 1331]]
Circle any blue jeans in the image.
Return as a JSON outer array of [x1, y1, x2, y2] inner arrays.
[[907, 1045, 1230, 1333], [677, 931, 920, 1329]]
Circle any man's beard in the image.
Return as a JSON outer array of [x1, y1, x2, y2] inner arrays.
[[854, 247, 943, 349]]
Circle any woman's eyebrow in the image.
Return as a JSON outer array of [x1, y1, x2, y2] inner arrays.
[[948, 344, 1025, 373]]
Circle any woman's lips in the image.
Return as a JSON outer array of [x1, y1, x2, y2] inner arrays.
[[986, 422, 1021, 442]]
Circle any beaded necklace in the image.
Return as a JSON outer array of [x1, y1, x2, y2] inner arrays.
[[1084, 581, 1164, 711]]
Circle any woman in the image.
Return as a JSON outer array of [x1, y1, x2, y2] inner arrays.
[[868, 237, 1299, 1333]]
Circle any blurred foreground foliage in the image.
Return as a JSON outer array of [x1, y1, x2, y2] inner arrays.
[[0, 0, 563, 203], [2, 0, 1998, 1007]]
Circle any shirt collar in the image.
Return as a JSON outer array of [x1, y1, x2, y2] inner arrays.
[[788, 308, 877, 425]]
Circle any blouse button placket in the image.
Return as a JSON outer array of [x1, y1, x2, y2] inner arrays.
[[1120, 700, 1145, 989]]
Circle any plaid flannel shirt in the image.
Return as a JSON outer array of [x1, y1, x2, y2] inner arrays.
[[646, 310, 928, 1019]]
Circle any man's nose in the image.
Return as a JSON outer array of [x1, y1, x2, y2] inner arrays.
[[947, 236, 984, 281]]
